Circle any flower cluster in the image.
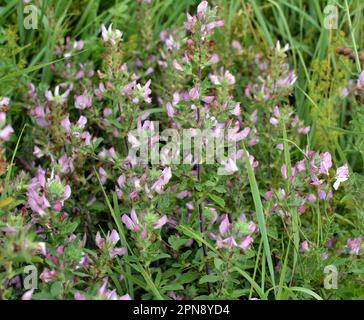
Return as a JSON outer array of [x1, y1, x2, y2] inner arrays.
[[27, 167, 71, 218]]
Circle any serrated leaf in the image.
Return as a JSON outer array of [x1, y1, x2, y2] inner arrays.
[[60, 221, 78, 235], [214, 258, 224, 271]]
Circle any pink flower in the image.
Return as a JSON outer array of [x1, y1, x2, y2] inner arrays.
[[248, 221, 257, 233], [184, 13, 197, 31], [333, 164, 349, 190], [231, 127, 250, 141], [307, 193, 316, 203], [151, 167, 172, 194], [98, 277, 130, 300], [95, 229, 126, 258], [75, 292, 87, 300], [33, 146, 43, 158], [128, 132, 141, 148], [58, 154, 74, 174], [269, 117, 279, 126], [61, 116, 71, 132], [172, 59, 183, 72], [231, 102, 241, 116], [239, 235, 254, 250], [347, 237, 362, 255], [281, 164, 287, 179], [107, 229, 120, 246], [122, 208, 140, 232], [109, 247, 127, 258], [209, 69, 235, 85], [206, 20, 225, 30], [319, 152, 332, 175], [209, 53, 220, 64], [298, 126, 310, 134], [341, 87, 349, 97], [357, 71, 364, 89], [166, 102, 174, 117], [75, 94, 92, 110], [248, 155, 259, 168], [40, 268, 57, 283], [0, 125, 14, 141], [219, 215, 230, 235], [103, 108, 113, 117], [219, 236, 237, 249], [295, 160, 306, 172], [21, 289, 34, 300], [177, 190, 191, 199], [154, 215, 168, 229], [117, 175, 126, 188], [63, 185, 71, 200], [82, 131, 92, 145], [73, 40, 84, 50], [142, 79, 152, 103], [221, 158, 238, 175], [77, 115, 87, 129], [189, 87, 199, 100], [265, 191, 273, 200], [318, 189, 326, 200], [0, 97, 10, 106], [197, 1, 208, 17], [232, 40, 243, 54], [300, 240, 309, 252]]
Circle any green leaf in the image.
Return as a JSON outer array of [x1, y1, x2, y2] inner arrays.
[[50, 281, 63, 297], [161, 283, 184, 292], [214, 258, 224, 271], [214, 185, 226, 194], [178, 272, 200, 284], [242, 143, 276, 292], [208, 194, 225, 208], [199, 274, 220, 284], [60, 221, 78, 235], [288, 287, 323, 300], [168, 235, 189, 250]]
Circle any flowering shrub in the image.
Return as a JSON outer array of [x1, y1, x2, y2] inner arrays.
[[0, 0, 363, 300]]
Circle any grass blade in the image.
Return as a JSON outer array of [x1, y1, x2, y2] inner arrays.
[[242, 142, 276, 294]]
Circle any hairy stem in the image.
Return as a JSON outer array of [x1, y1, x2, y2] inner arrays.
[[196, 46, 212, 294]]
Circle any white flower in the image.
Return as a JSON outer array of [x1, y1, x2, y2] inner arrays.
[[275, 41, 290, 54], [333, 164, 349, 190], [45, 85, 71, 105], [101, 24, 123, 45]]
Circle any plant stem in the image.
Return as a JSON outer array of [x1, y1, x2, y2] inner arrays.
[[196, 43, 212, 294]]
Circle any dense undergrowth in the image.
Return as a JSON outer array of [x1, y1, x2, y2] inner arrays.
[[0, 0, 363, 300]]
